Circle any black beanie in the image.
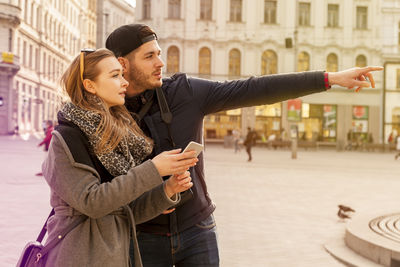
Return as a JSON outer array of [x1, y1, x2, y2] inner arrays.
[[105, 24, 157, 57]]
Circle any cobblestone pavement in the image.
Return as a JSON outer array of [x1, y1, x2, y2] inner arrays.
[[1, 136, 400, 266]]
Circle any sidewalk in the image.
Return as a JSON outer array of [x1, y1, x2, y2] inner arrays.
[[1, 136, 400, 266]]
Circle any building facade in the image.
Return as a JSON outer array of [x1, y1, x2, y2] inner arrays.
[[96, 0, 135, 49], [135, 0, 389, 148], [0, 0, 96, 136], [381, 0, 400, 144]]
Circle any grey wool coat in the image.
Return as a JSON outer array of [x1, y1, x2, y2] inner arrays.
[[41, 128, 179, 267]]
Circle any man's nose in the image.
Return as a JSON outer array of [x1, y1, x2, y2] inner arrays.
[[156, 56, 165, 68]]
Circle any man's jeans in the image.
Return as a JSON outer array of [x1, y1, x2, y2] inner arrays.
[[132, 215, 219, 267]]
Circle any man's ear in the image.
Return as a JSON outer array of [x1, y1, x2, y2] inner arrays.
[[117, 57, 129, 72], [82, 79, 96, 94]]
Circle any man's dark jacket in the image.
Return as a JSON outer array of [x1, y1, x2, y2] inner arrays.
[[126, 71, 327, 234]]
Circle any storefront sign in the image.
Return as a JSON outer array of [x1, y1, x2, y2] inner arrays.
[[1, 52, 14, 64], [287, 99, 302, 121]]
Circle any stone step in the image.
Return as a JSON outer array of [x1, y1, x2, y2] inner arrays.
[[345, 213, 400, 267], [324, 236, 384, 267]]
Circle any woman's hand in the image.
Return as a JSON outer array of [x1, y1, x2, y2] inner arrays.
[[164, 171, 193, 198], [151, 149, 198, 177]]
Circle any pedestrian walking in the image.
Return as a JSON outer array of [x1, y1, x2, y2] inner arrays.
[[232, 128, 241, 153], [40, 48, 198, 267], [105, 23, 383, 266], [244, 127, 257, 162], [36, 120, 54, 176]]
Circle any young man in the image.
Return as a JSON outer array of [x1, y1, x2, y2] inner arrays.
[[106, 23, 382, 266]]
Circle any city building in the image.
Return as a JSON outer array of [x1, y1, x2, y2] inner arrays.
[[381, 0, 400, 144], [135, 0, 389, 148], [96, 0, 135, 49], [0, 0, 96, 136]]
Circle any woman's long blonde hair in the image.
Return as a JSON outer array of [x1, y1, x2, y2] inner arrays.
[[60, 48, 152, 154]]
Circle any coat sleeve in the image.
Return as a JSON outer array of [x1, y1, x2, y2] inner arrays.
[[130, 184, 180, 225], [189, 71, 327, 115], [42, 131, 163, 219]]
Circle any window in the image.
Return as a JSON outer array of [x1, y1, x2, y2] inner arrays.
[[298, 2, 310, 26], [264, 0, 277, 24], [23, 41, 26, 65], [143, 0, 151, 19], [199, 47, 211, 75], [30, 3, 34, 25], [230, 0, 242, 22], [397, 69, 400, 89], [36, 7, 41, 29], [297, 51, 310, 71], [168, 0, 181, 19], [24, 0, 28, 22], [326, 53, 338, 72], [398, 22, 400, 45], [261, 50, 277, 75], [229, 49, 241, 77], [200, 0, 212, 20], [43, 52, 46, 75], [35, 48, 39, 70], [356, 6, 368, 29], [356, 55, 367, 67], [167, 46, 179, 73], [327, 4, 339, 27]]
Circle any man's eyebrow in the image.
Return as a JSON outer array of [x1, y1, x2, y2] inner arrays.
[[144, 50, 161, 56]]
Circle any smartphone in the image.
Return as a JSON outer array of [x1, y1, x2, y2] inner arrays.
[[182, 141, 204, 158]]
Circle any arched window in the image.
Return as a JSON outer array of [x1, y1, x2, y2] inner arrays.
[[167, 46, 179, 74], [229, 49, 241, 77], [297, 51, 310, 71], [356, 55, 367, 67], [199, 47, 211, 75], [326, 53, 338, 72], [261, 50, 277, 75]]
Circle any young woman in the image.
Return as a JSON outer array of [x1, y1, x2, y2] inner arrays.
[[41, 48, 197, 267]]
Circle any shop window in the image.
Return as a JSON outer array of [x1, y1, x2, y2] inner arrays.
[[322, 105, 337, 141], [261, 50, 277, 75], [255, 103, 281, 117], [167, 46, 179, 74], [255, 103, 282, 140], [351, 105, 369, 142]]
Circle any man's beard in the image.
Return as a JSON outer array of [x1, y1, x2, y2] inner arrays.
[[128, 63, 162, 92]]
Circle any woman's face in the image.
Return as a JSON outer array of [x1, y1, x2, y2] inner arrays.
[[90, 57, 129, 108]]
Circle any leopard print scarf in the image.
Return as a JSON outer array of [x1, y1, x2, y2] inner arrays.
[[60, 102, 153, 177]]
